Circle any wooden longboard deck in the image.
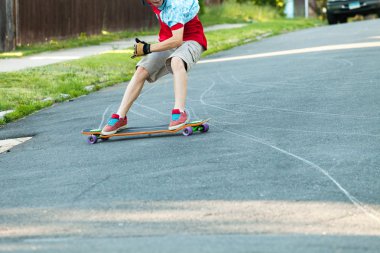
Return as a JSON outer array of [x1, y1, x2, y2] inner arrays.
[[82, 119, 210, 138]]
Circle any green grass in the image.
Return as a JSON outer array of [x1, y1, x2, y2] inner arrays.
[[200, 0, 281, 25], [0, 51, 139, 124], [0, 2, 324, 125], [0, 29, 157, 59]]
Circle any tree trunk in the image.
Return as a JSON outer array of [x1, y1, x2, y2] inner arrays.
[[0, 0, 15, 51]]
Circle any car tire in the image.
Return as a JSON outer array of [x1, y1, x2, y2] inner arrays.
[[327, 12, 338, 24], [339, 15, 348, 23]]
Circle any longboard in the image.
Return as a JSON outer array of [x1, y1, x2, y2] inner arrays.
[[82, 119, 210, 144]]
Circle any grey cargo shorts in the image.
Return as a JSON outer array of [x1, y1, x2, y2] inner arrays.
[[136, 40, 204, 83]]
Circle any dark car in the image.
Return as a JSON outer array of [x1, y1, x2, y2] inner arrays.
[[326, 0, 380, 24]]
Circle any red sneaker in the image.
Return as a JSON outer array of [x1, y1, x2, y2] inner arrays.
[[101, 114, 127, 135], [169, 109, 189, 130]]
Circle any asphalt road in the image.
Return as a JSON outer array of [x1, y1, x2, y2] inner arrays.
[[1, 19, 380, 252]]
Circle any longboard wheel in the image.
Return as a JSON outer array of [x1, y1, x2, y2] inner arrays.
[[200, 123, 209, 133], [183, 126, 193, 136], [87, 135, 98, 144]]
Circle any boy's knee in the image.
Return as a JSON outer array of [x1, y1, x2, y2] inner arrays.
[[170, 57, 187, 73], [135, 66, 149, 81]]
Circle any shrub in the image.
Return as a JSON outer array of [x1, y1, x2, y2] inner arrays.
[[199, 0, 206, 15], [236, 0, 285, 15], [202, 0, 280, 23]]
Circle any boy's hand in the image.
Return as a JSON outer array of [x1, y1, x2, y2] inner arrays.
[[131, 38, 151, 58]]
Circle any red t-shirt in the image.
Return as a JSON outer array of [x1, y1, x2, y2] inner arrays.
[[151, 6, 207, 50]]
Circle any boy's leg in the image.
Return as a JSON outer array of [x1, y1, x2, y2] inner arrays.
[[168, 57, 189, 130], [171, 57, 188, 112], [116, 66, 149, 117], [101, 67, 148, 135], [166, 41, 204, 130]]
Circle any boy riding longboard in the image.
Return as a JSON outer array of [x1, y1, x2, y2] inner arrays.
[[100, 0, 207, 135]]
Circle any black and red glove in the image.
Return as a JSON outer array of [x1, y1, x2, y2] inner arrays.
[[131, 38, 151, 59]]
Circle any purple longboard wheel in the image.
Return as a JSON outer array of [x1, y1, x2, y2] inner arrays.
[[87, 135, 98, 144], [200, 123, 209, 133], [183, 126, 193, 136]]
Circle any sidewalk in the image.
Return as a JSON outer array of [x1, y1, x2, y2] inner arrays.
[[0, 24, 246, 73]]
